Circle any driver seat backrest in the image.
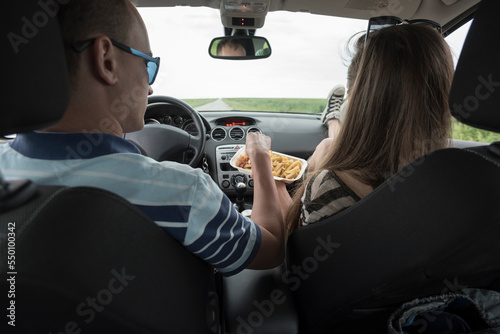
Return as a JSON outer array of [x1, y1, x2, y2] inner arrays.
[[1, 186, 219, 333], [286, 0, 500, 333], [0, 1, 219, 333]]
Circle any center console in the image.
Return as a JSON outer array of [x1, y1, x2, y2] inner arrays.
[[215, 144, 254, 195]]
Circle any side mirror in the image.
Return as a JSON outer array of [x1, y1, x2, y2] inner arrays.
[[208, 36, 271, 60]]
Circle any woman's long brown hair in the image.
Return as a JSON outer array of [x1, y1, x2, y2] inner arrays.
[[286, 24, 454, 234]]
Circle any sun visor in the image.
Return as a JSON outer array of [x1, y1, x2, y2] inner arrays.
[[0, 0, 69, 136], [279, 0, 422, 20], [449, 0, 500, 134]]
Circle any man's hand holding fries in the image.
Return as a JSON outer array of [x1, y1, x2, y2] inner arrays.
[[236, 151, 302, 180]]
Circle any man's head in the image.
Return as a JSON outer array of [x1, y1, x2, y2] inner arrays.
[[217, 38, 246, 57], [54, 0, 155, 135]]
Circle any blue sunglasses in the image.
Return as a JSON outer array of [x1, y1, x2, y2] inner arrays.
[[72, 38, 160, 85]]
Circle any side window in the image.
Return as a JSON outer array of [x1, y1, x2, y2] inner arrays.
[[446, 21, 500, 143]]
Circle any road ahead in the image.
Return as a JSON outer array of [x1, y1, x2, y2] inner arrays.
[[195, 98, 233, 111]]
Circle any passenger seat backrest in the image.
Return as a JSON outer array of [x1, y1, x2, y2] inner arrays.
[[287, 148, 500, 334]]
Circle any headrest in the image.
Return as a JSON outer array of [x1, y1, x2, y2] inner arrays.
[[0, 0, 69, 136], [449, 0, 500, 134]]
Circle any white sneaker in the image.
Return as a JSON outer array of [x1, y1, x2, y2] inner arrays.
[[320, 84, 345, 124]]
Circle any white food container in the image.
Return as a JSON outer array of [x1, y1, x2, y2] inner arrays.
[[229, 146, 308, 184]]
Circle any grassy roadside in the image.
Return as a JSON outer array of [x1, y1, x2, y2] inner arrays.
[[223, 98, 325, 114], [451, 119, 500, 142]]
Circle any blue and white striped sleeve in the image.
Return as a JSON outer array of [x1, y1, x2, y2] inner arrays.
[[181, 171, 261, 276]]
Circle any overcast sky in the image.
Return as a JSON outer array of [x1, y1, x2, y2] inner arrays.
[[138, 7, 471, 99]]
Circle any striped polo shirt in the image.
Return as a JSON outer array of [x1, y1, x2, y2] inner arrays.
[[0, 131, 261, 276]]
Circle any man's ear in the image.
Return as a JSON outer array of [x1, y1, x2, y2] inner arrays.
[[92, 35, 119, 85]]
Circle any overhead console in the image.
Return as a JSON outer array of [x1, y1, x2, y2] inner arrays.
[[219, 0, 272, 28]]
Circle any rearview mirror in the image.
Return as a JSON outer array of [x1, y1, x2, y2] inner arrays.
[[208, 36, 271, 60]]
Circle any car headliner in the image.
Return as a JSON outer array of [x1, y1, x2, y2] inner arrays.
[[136, 0, 480, 32]]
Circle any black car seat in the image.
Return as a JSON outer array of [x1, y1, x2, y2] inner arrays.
[[0, 1, 219, 333], [286, 0, 500, 333]]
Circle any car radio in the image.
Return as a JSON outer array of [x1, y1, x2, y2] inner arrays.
[[215, 144, 254, 193]]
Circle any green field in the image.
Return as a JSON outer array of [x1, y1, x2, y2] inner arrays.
[[183, 98, 500, 143], [223, 98, 325, 114], [451, 119, 500, 142]]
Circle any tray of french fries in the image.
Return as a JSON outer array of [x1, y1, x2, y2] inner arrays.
[[230, 147, 308, 183]]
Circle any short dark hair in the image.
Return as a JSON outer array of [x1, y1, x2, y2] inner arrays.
[[216, 38, 245, 56], [58, 0, 135, 82]]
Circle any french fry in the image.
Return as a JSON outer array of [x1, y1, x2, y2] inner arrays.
[[235, 151, 302, 180], [236, 154, 250, 168]]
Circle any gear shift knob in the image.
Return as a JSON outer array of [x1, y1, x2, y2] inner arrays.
[[235, 182, 246, 212], [235, 182, 246, 195]]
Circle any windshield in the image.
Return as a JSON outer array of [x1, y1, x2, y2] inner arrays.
[[139, 7, 470, 112]]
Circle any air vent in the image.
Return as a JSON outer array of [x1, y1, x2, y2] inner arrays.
[[247, 127, 262, 134], [211, 127, 227, 141], [229, 127, 245, 141]]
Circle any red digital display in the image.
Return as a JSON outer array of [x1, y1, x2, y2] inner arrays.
[[232, 17, 255, 27], [226, 121, 246, 127]]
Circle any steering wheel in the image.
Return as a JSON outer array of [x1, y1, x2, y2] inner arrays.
[[125, 96, 206, 167]]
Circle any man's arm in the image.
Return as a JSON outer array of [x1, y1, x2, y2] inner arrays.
[[274, 180, 292, 235], [244, 132, 285, 269]]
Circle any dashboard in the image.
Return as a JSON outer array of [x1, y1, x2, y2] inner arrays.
[[144, 103, 325, 198]]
